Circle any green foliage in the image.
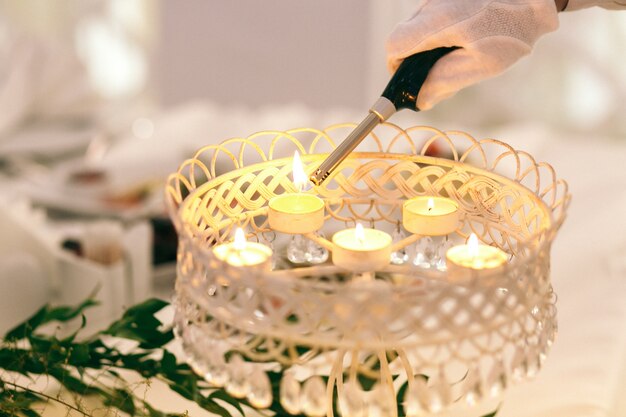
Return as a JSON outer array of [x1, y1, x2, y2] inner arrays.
[[0, 298, 499, 417]]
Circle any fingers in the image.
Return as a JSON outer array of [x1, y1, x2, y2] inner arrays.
[[386, 19, 465, 74], [386, 1, 492, 73], [415, 37, 532, 110]]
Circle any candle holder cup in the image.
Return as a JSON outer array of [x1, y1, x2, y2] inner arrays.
[[166, 123, 570, 417]]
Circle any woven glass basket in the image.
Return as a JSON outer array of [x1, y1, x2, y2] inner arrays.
[[165, 123, 570, 417]]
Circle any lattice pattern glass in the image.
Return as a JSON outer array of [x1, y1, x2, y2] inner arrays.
[[165, 123, 570, 417]]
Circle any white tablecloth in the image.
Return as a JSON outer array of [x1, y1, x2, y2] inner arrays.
[[489, 126, 626, 417]]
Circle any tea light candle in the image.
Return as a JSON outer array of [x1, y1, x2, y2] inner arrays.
[[268, 151, 325, 234], [332, 223, 392, 272], [403, 196, 460, 236], [213, 228, 272, 268], [446, 233, 508, 273]]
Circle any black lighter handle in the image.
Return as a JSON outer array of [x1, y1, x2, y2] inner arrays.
[[382, 46, 460, 112]]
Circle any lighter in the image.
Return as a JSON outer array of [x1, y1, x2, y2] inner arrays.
[[309, 46, 459, 186]]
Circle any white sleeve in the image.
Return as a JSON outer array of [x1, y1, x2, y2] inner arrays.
[[566, 0, 626, 10]]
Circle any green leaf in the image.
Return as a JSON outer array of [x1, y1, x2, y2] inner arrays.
[[396, 380, 409, 417], [103, 388, 137, 415], [357, 373, 378, 391], [69, 344, 91, 366], [48, 367, 103, 397], [4, 299, 98, 341], [194, 398, 233, 417], [103, 298, 173, 349], [19, 409, 41, 417], [143, 402, 186, 417], [161, 351, 178, 375], [209, 389, 244, 415], [0, 385, 43, 417]]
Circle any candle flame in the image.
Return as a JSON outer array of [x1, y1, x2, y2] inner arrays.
[[355, 223, 365, 245], [292, 151, 308, 193], [468, 233, 479, 258], [427, 197, 434, 212], [233, 228, 247, 251]]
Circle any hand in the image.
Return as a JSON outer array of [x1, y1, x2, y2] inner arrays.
[[386, 0, 560, 110]]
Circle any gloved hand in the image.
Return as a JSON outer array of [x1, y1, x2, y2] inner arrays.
[[386, 0, 560, 111]]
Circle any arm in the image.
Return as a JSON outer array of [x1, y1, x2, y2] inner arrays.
[[565, 0, 626, 9]]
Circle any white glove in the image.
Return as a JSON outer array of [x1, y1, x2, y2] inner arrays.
[[386, 0, 560, 110], [566, 0, 626, 9]]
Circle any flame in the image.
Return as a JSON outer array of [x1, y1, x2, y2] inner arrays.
[[292, 151, 308, 193], [467, 233, 479, 258], [355, 223, 365, 245], [233, 228, 247, 251], [427, 197, 435, 211]]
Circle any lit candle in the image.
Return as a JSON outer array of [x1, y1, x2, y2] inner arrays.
[[268, 151, 325, 234], [331, 223, 392, 272], [213, 228, 272, 268], [403, 196, 460, 236], [446, 233, 508, 274]]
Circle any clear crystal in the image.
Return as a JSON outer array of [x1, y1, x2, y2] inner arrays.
[[173, 310, 186, 339], [406, 377, 431, 414], [434, 236, 454, 270], [390, 226, 409, 265], [510, 347, 527, 382], [539, 332, 550, 364], [268, 240, 278, 270], [403, 382, 423, 417], [545, 320, 557, 347], [465, 385, 480, 407], [280, 373, 301, 415], [338, 382, 366, 417], [463, 368, 483, 406], [205, 350, 227, 387], [188, 357, 208, 378], [525, 347, 540, 378], [287, 234, 308, 264], [426, 391, 443, 413], [301, 376, 327, 417], [226, 354, 250, 398], [486, 359, 507, 398], [248, 368, 273, 409], [431, 376, 451, 412], [369, 384, 395, 417], [305, 231, 329, 264], [413, 236, 435, 268]]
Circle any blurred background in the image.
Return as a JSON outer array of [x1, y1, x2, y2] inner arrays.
[[0, 1, 625, 415]]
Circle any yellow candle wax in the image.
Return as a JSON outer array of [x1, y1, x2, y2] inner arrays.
[[268, 151, 324, 234], [331, 223, 392, 272], [446, 233, 508, 272], [213, 228, 272, 267], [403, 196, 460, 236]]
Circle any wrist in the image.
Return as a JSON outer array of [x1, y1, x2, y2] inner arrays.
[[555, 0, 569, 10]]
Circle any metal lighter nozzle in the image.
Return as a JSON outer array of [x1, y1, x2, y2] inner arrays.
[[309, 97, 396, 186]]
